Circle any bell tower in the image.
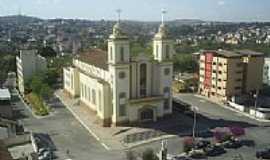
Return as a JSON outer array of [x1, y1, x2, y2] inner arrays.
[[153, 9, 174, 115], [108, 9, 130, 125], [153, 9, 174, 62], [108, 9, 130, 64]]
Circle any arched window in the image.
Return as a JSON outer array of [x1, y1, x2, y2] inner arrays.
[[156, 45, 159, 56], [120, 47, 124, 61], [165, 45, 170, 59], [163, 87, 170, 110], [92, 89, 96, 105], [163, 87, 170, 97], [110, 46, 113, 60], [140, 63, 147, 97]]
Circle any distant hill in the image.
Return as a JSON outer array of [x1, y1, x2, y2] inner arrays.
[[169, 19, 206, 25], [0, 15, 43, 24]]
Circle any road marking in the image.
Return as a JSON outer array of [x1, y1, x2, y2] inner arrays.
[[55, 93, 111, 151]]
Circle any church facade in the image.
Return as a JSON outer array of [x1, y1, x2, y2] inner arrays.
[[63, 22, 174, 126]]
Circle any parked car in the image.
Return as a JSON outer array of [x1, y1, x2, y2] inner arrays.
[[195, 140, 210, 149], [204, 145, 226, 157], [256, 148, 270, 159], [223, 139, 242, 149], [240, 139, 255, 147], [189, 149, 206, 159]]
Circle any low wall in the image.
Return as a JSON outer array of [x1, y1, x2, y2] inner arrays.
[[228, 101, 245, 112], [3, 133, 31, 147], [250, 109, 270, 120]]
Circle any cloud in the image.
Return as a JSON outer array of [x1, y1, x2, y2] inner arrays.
[[218, 1, 225, 6]]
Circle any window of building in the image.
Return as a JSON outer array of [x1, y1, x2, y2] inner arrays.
[[120, 47, 124, 61], [88, 88, 91, 101], [164, 68, 170, 76], [212, 70, 217, 73], [218, 87, 222, 90], [98, 90, 101, 111], [213, 62, 217, 65], [119, 71, 126, 79], [163, 87, 170, 97], [110, 46, 113, 61], [119, 104, 126, 116], [236, 78, 242, 82], [156, 45, 159, 55], [140, 63, 147, 97], [92, 89, 96, 105], [165, 45, 170, 59], [218, 71, 222, 74], [235, 86, 241, 90], [236, 63, 243, 67], [119, 92, 126, 99]]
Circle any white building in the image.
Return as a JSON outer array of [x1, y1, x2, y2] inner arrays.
[[16, 50, 47, 94], [263, 57, 270, 85], [63, 22, 174, 126]]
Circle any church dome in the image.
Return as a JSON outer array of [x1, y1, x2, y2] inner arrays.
[[110, 22, 128, 39], [154, 24, 169, 39]]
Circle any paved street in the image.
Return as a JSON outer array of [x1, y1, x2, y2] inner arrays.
[[13, 91, 125, 160], [126, 94, 270, 160], [10, 91, 270, 160]]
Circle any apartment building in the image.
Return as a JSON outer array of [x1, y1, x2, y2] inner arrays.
[[16, 50, 47, 94], [263, 57, 270, 85], [199, 50, 264, 101]]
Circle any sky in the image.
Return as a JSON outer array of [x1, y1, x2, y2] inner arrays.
[[0, 0, 270, 22]]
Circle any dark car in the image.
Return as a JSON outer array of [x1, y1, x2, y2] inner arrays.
[[256, 148, 270, 159], [195, 140, 211, 149], [223, 139, 242, 149], [204, 145, 226, 157]]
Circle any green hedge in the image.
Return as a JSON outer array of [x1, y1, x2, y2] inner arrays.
[[26, 93, 49, 116]]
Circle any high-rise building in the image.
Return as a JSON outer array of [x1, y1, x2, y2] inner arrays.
[[199, 50, 264, 101]]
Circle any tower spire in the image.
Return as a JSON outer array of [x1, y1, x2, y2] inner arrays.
[[116, 9, 122, 23], [161, 8, 167, 25]]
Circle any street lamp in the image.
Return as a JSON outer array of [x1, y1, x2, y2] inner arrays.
[[191, 106, 199, 142]]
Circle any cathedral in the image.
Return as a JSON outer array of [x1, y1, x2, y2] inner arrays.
[[63, 18, 174, 126]]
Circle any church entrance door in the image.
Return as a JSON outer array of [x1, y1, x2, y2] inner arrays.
[[140, 108, 154, 122]]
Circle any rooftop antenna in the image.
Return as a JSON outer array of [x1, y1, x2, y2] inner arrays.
[[161, 8, 167, 25], [116, 9, 122, 23]]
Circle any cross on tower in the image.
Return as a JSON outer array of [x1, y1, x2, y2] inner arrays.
[[161, 8, 167, 25], [116, 9, 122, 23]]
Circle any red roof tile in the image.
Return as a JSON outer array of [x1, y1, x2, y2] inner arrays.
[[77, 49, 108, 70]]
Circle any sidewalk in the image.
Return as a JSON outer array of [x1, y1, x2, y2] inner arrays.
[[193, 94, 270, 123], [55, 89, 176, 150]]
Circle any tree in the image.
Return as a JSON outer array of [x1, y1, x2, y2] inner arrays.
[[142, 149, 158, 160], [40, 83, 53, 100], [30, 75, 43, 94], [38, 46, 57, 58]]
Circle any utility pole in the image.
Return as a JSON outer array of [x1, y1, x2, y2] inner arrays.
[[191, 106, 199, 142], [254, 89, 259, 118]]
